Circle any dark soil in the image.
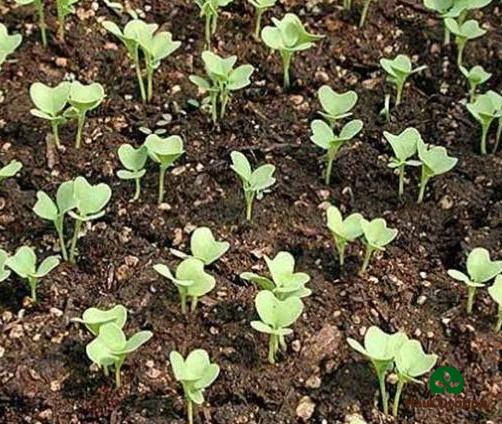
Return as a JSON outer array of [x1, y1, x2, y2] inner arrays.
[[0, 0, 501, 423]]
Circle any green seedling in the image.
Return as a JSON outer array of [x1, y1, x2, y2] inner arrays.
[[310, 119, 363, 184], [55, 0, 79, 41], [343, 0, 352, 9], [444, 18, 486, 67], [103, 19, 180, 102], [66, 81, 105, 148], [33, 180, 76, 261], [250, 290, 303, 364], [247, 0, 276, 39], [359, 218, 398, 275], [317, 85, 358, 126], [195, 0, 233, 46], [230, 151, 276, 221], [488, 275, 502, 332], [448, 247, 502, 314], [190, 51, 254, 123], [424, 0, 453, 43], [29, 81, 70, 147], [0, 249, 11, 282], [117, 144, 148, 201], [326, 205, 363, 267], [261, 13, 323, 88], [154, 258, 215, 313], [170, 349, 220, 424], [393, 340, 437, 417], [380, 54, 426, 106], [0, 160, 22, 184], [486, 90, 502, 153], [15, 0, 47, 46], [5, 246, 60, 302], [86, 322, 152, 387], [190, 227, 230, 265], [359, 0, 373, 27], [416, 139, 457, 203], [384, 127, 422, 197], [460, 65, 491, 101], [72, 304, 127, 335], [240, 251, 311, 300], [0, 23, 22, 69], [347, 326, 408, 415], [144, 134, 184, 204], [68, 177, 112, 263], [466, 93, 501, 154]]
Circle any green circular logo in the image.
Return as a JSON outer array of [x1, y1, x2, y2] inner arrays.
[[429, 366, 464, 395]]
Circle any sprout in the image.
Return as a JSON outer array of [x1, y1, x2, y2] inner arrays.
[[103, 19, 180, 103], [383, 127, 422, 197], [154, 258, 216, 313], [117, 144, 148, 201], [466, 93, 501, 155], [194, 0, 234, 46], [72, 304, 127, 335], [144, 134, 184, 204], [310, 119, 363, 184], [459, 65, 491, 101], [190, 227, 230, 265], [190, 51, 254, 123], [343, 0, 352, 9], [33, 180, 76, 261], [359, 218, 398, 275], [15, 0, 47, 46], [326, 205, 363, 267], [5, 246, 60, 302], [230, 151, 276, 221], [86, 322, 152, 387], [250, 290, 303, 364], [416, 139, 457, 203], [66, 81, 105, 148], [444, 18, 486, 67], [448, 247, 502, 314], [240, 251, 311, 299], [0, 160, 22, 184], [261, 13, 323, 88], [68, 177, 112, 263], [393, 340, 437, 417], [55, 0, 79, 41], [0, 249, 11, 282], [317, 85, 358, 126], [29, 81, 70, 147], [247, 0, 277, 39], [169, 349, 220, 424], [487, 90, 502, 153], [380, 54, 426, 106], [359, 0, 373, 27], [0, 23, 22, 69], [347, 326, 408, 415], [488, 275, 502, 332]]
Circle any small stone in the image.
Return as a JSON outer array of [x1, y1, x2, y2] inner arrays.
[[414, 328, 422, 337], [9, 325, 23, 338], [50, 380, 61, 392], [290, 95, 304, 106], [439, 195, 454, 210], [49, 307, 63, 317], [55, 57, 68, 67], [292, 339, 302, 352], [305, 374, 321, 389], [158, 203, 172, 211], [416, 295, 427, 305], [39, 409, 53, 420], [352, 315, 361, 324], [296, 396, 315, 421], [345, 413, 367, 424]]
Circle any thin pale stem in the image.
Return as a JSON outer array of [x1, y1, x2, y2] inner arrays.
[[180, 292, 187, 314], [191, 296, 199, 312], [205, 14, 212, 47], [359, 246, 374, 275], [281, 52, 292, 89], [392, 379, 405, 417], [36, 0, 47, 47], [115, 365, 121, 388], [456, 42, 465, 68], [325, 153, 335, 185], [494, 119, 501, 153], [146, 66, 153, 102], [75, 112, 86, 148], [466, 286, 476, 314], [51, 121, 61, 148], [395, 81, 404, 106], [378, 373, 388, 415], [158, 167, 167, 205], [187, 399, 193, 424], [103, 365, 109, 377], [245, 191, 255, 221], [254, 10, 263, 39], [220, 90, 229, 119], [398, 165, 405, 197], [69, 218, 82, 263], [56, 1, 65, 41], [268, 335, 277, 364], [443, 24, 450, 45], [334, 237, 346, 267], [211, 93, 218, 123], [359, 0, 372, 28], [134, 50, 147, 103], [344, 0, 352, 9], [480, 124, 489, 155], [495, 307, 502, 333], [417, 168, 429, 204], [29, 278, 38, 303], [133, 178, 141, 201], [55, 220, 68, 261]]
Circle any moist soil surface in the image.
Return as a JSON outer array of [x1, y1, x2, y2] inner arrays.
[[0, 0, 501, 423]]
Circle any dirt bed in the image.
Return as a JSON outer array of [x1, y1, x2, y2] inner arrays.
[[0, 0, 501, 423]]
